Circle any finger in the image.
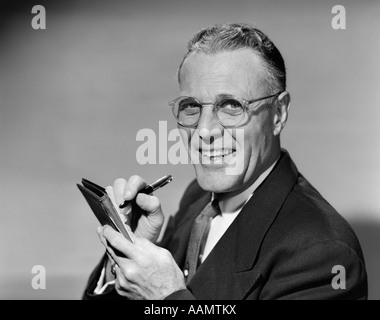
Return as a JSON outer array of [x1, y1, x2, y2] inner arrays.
[[105, 186, 118, 212], [124, 175, 147, 202], [102, 225, 138, 260], [97, 226, 119, 258], [114, 265, 134, 297], [112, 178, 128, 208], [97, 226, 107, 245], [135, 194, 163, 218], [106, 251, 116, 266], [115, 259, 138, 283], [105, 185, 131, 224], [98, 223, 137, 247]]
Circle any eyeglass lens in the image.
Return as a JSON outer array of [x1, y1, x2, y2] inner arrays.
[[175, 97, 245, 127]]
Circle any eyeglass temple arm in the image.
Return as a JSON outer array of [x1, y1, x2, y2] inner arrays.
[[246, 92, 282, 110], [247, 92, 282, 104]]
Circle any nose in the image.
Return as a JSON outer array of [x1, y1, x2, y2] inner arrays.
[[196, 105, 223, 142]]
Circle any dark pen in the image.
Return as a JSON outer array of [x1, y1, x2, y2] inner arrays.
[[119, 174, 173, 209]]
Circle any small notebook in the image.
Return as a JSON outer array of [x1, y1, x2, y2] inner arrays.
[[77, 178, 134, 242]]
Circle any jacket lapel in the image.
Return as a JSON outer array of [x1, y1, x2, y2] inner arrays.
[[187, 150, 299, 299], [235, 150, 299, 272]]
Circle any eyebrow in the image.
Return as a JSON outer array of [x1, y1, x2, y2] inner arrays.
[[199, 93, 242, 103]]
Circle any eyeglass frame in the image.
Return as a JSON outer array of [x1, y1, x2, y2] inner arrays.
[[168, 91, 282, 128]]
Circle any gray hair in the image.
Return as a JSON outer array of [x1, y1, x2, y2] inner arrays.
[[177, 23, 286, 93]]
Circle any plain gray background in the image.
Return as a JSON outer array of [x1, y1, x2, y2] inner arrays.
[[0, 0, 379, 299]]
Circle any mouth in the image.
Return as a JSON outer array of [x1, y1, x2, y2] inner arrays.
[[199, 148, 236, 162]]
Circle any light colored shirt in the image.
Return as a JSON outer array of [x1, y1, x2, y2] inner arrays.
[[94, 159, 278, 294], [93, 264, 115, 294]]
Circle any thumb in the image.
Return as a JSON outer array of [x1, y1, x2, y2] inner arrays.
[[135, 193, 162, 217], [134, 194, 164, 242]]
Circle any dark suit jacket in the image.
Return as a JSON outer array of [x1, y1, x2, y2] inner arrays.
[[83, 150, 368, 300]]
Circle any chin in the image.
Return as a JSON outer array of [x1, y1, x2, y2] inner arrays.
[[194, 166, 242, 193]]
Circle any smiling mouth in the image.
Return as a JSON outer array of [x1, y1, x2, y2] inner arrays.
[[199, 149, 236, 161]]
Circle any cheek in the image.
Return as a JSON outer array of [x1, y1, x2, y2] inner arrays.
[[178, 128, 192, 147], [239, 119, 271, 158]]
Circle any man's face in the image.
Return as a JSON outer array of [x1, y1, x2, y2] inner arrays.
[[178, 49, 280, 194]]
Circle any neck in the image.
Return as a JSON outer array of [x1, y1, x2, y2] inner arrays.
[[216, 148, 281, 201]]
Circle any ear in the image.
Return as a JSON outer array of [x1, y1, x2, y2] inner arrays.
[[272, 91, 290, 136]]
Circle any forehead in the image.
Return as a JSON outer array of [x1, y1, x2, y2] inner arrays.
[[179, 49, 266, 98]]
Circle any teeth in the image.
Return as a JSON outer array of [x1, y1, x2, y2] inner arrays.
[[201, 149, 235, 157]]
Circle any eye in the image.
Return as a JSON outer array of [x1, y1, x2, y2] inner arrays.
[[219, 99, 244, 115], [178, 99, 201, 114]]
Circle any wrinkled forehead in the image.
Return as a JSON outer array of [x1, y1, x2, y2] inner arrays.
[[179, 49, 267, 99]]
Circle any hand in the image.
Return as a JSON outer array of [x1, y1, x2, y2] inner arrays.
[[106, 175, 165, 243], [98, 225, 186, 300], [104, 251, 117, 283]]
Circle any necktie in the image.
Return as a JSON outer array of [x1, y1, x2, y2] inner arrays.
[[184, 199, 221, 283]]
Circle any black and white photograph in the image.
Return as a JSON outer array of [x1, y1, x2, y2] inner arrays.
[[0, 0, 379, 303]]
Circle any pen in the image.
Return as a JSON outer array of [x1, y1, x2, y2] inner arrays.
[[119, 174, 173, 209]]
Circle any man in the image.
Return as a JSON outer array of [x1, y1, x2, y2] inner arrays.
[[83, 23, 368, 300]]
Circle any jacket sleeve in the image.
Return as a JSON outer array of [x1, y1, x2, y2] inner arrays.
[[164, 289, 197, 300], [259, 239, 368, 300], [82, 254, 126, 300]]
